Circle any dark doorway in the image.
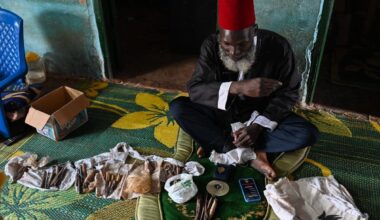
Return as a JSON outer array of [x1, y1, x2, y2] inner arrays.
[[103, 0, 217, 91], [312, 0, 380, 116]]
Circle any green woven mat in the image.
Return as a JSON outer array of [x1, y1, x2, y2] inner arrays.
[[162, 109, 380, 220], [293, 109, 380, 218], [160, 154, 267, 220], [0, 82, 187, 219], [1, 81, 379, 219]]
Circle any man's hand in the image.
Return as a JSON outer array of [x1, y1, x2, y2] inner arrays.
[[232, 123, 264, 148], [230, 77, 282, 97]]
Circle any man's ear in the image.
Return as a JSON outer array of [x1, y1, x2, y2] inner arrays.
[[249, 26, 254, 36], [249, 24, 258, 37]]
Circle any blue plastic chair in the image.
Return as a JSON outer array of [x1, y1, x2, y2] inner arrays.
[[0, 8, 27, 138]]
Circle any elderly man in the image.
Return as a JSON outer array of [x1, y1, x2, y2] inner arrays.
[[170, 0, 319, 180]]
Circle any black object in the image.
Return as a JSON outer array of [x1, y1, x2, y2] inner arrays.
[[2, 117, 31, 146], [169, 0, 217, 53], [3, 132, 26, 146], [213, 164, 234, 181]]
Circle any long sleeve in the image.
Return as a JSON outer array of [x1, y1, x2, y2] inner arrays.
[[187, 37, 223, 109], [262, 42, 300, 122]]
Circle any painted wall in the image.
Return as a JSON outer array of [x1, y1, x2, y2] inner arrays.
[[255, 0, 324, 101], [0, 0, 326, 99], [0, 0, 104, 78]]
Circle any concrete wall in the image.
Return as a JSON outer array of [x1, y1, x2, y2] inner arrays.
[[0, 0, 104, 78], [255, 0, 325, 101]]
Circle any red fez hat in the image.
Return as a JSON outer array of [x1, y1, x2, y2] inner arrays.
[[218, 0, 256, 30]]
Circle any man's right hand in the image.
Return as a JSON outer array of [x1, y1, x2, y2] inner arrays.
[[230, 77, 283, 97]]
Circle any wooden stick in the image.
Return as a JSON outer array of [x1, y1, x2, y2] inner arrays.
[[201, 193, 209, 220], [82, 163, 87, 178], [78, 168, 83, 194], [110, 174, 123, 194], [83, 169, 96, 189], [53, 167, 67, 187], [207, 196, 214, 210], [208, 197, 218, 220], [75, 172, 80, 191], [43, 171, 50, 188], [194, 194, 204, 220], [14, 166, 27, 183], [40, 171, 47, 188], [104, 172, 111, 196], [47, 169, 55, 188], [51, 166, 61, 186]]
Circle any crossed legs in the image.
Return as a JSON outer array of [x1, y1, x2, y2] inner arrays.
[[170, 97, 319, 180]]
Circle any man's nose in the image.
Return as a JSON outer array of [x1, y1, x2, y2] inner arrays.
[[230, 46, 241, 59], [230, 46, 238, 55]]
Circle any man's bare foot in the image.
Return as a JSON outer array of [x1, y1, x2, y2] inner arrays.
[[250, 151, 277, 181], [196, 147, 204, 158]]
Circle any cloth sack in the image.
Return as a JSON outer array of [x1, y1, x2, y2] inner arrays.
[[264, 176, 368, 220]]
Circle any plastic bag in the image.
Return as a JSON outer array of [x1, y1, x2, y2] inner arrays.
[[164, 173, 198, 204]]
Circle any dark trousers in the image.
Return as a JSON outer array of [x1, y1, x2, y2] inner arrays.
[[170, 97, 319, 155]]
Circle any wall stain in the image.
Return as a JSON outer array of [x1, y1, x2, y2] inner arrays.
[[1, 0, 104, 78]]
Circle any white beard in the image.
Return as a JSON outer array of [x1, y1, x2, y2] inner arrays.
[[218, 39, 256, 74]]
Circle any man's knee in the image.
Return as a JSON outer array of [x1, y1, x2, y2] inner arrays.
[[169, 96, 190, 120], [298, 122, 320, 147]]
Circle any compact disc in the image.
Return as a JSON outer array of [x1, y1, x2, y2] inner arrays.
[[206, 180, 229, 196]]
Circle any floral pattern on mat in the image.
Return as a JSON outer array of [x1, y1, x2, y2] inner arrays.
[[112, 93, 180, 148]]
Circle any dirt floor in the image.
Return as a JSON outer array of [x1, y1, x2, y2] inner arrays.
[[113, 54, 196, 92]]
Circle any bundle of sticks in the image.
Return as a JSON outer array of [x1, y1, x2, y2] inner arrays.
[[40, 165, 68, 189], [194, 193, 219, 220], [102, 172, 123, 197], [13, 165, 29, 183], [75, 163, 98, 194], [159, 162, 183, 182]]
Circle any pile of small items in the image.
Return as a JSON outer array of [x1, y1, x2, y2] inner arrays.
[[194, 193, 219, 220], [159, 161, 183, 182], [72, 160, 185, 199], [75, 163, 98, 194], [40, 165, 68, 189], [5, 143, 204, 201], [102, 172, 123, 197]]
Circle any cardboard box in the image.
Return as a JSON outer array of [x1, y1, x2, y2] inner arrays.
[[25, 86, 90, 141]]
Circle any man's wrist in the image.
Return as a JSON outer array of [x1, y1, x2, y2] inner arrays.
[[251, 123, 264, 131], [229, 81, 241, 95]]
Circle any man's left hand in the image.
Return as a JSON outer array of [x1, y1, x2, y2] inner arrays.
[[232, 123, 264, 148]]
